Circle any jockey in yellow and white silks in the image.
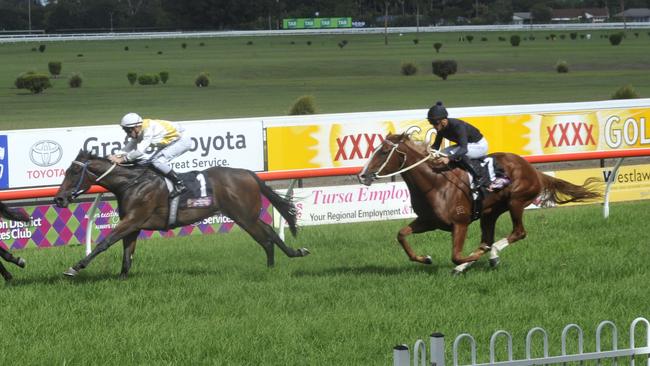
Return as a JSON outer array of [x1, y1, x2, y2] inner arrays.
[[108, 112, 192, 198]]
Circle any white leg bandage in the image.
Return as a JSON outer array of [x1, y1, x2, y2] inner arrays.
[[489, 238, 509, 259]]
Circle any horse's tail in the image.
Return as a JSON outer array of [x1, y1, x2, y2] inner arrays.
[[250, 173, 298, 237], [0, 201, 30, 222], [536, 172, 602, 207]]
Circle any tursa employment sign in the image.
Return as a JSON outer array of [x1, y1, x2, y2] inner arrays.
[[264, 100, 650, 171]]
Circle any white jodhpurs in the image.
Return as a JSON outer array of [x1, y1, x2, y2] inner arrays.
[[442, 137, 488, 159], [149, 134, 192, 174]]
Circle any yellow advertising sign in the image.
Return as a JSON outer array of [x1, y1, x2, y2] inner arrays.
[[553, 164, 650, 204], [266, 106, 650, 171]]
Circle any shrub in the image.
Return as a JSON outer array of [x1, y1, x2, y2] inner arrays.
[[289, 95, 316, 115], [510, 35, 521, 46], [400, 62, 417, 76], [338, 40, 348, 48], [498, 36, 506, 41], [38, 44, 46, 52], [68, 73, 82, 88], [159, 71, 169, 84], [555, 60, 569, 73], [412, 38, 419, 45], [246, 40, 253, 45], [466, 35, 474, 43], [431, 60, 457, 80], [199, 42, 205, 46], [181, 42, 187, 49], [306, 41, 312, 46], [433, 42, 442, 53], [481, 37, 488, 42], [550, 34, 557, 40], [127, 72, 137, 85], [609, 33, 623, 46], [195, 72, 210, 87], [48, 61, 62, 78], [138, 74, 160, 85], [570, 32, 578, 40], [559, 34, 566, 40], [77, 54, 83, 57], [15, 71, 51, 94], [124, 46, 129, 51], [529, 35, 535, 41], [612, 85, 639, 99], [157, 51, 163, 55], [31, 47, 36, 52], [634, 32, 639, 38]]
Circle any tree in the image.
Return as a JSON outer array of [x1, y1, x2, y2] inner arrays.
[[531, 3, 552, 23]]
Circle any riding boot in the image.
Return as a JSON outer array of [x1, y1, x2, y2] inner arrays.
[[457, 156, 484, 191], [164, 170, 187, 198]]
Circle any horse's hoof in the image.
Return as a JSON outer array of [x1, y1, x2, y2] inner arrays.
[[423, 255, 433, 265], [489, 257, 500, 268], [298, 248, 310, 256], [63, 267, 78, 277], [17, 257, 26, 268]]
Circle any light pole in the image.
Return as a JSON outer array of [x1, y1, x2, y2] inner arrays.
[[27, 0, 31, 33]]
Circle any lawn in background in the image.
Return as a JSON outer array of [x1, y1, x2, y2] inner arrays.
[[1, 201, 649, 365], [1, 29, 649, 129]]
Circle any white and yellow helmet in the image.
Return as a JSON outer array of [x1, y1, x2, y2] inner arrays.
[[120, 113, 143, 128]]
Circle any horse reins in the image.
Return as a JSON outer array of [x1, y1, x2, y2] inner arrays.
[[375, 140, 446, 179], [70, 160, 117, 198]]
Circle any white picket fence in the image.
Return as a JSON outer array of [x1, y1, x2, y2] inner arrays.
[[394, 317, 650, 366]]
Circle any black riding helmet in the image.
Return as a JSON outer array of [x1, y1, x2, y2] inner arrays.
[[427, 101, 448, 125]]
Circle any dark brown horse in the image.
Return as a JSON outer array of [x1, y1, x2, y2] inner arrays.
[[358, 133, 601, 274], [0, 201, 30, 281], [54, 150, 309, 279]]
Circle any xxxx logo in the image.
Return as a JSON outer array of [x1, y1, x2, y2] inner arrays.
[[544, 122, 596, 148], [334, 133, 385, 161]]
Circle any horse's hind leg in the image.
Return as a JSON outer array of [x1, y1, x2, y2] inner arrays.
[[0, 246, 25, 268], [0, 262, 12, 281], [239, 219, 309, 267], [398, 217, 437, 265], [489, 200, 531, 265], [120, 232, 139, 280]]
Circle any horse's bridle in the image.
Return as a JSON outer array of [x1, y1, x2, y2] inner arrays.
[[374, 139, 447, 179], [70, 160, 117, 198]]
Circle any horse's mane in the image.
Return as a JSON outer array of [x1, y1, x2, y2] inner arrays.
[[77, 150, 151, 173]]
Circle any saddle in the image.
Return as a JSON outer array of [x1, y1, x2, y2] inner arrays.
[[462, 157, 509, 221], [162, 171, 214, 227]]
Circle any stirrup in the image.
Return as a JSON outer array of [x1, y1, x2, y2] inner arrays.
[[170, 185, 187, 198]]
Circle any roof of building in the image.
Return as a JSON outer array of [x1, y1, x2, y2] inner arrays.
[[551, 8, 609, 19], [614, 8, 650, 17], [513, 12, 532, 20]]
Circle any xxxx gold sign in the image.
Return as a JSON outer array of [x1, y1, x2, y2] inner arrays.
[[540, 112, 599, 153], [264, 105, 650, 172]]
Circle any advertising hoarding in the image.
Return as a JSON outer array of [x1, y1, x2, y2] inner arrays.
[[1, 118, 264, 189], [283, 17, 352, 29], [265, 101, 650, 172]]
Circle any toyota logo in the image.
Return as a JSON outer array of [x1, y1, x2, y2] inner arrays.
[[30, 140, 63, 167]]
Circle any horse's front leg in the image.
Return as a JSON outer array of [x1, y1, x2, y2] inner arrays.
[[451, 223, 486, 275], [120, 231, 139, 280], [64, 219, 141, 277], [397, 217, 437, 265]]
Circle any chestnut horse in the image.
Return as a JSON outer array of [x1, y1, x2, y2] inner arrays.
[[358, 133, 601, 274], [54, 150, 309, 279], [0, 201, 30, 281]]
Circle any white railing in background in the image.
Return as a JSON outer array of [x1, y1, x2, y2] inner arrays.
[[394, 317, 650, 366], [2, 23, 650, 43]]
